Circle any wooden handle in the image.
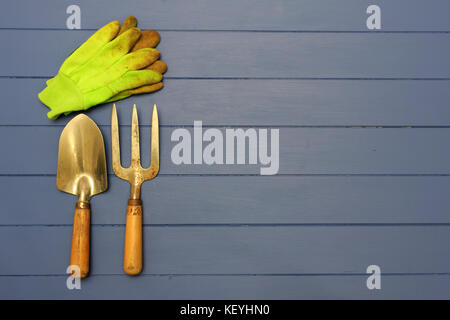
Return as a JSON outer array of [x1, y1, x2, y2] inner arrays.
[[123, 199, 143, 275], [70, 201, 90, 279]]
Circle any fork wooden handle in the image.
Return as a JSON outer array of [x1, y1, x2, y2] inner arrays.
[[70, 201, 90, 279], [124, 199, 143, 275]]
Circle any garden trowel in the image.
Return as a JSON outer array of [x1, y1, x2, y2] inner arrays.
[[57, 114, 108, 278]]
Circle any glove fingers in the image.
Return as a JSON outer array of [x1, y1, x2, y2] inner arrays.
[[132, 30, 161, 51], [146, 60, 167, 74], [119, 16, 137, 35], [126, 82, 164, 95], [108, 27, 142, 54], [104, 61, 166, 103], [118, 17, 161, 51], [110, 70, 162, 93], [60, 20, 120, 75], [122, 48, 160, 70], [105, 59, 166, 103], [79, 48, 160, 92], [70, 27, 142, 82], [106, 82, 164, 103]]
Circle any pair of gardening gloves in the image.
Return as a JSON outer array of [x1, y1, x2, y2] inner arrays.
[[38, 16, 167, 119]]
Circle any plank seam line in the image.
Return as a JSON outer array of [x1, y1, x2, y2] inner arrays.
[[1, 273, 450, 277], [2, 223, 450, 227], [1, 125, 450, 128], [168, 77, 450, 81], [3, 76, 450, 81], [2, 174, 450, 177], [1, 28, 450, 34]]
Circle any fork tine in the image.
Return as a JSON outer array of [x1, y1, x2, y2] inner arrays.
[[130, 104, 141, 166], [149, 104, 159, 175], [111, 104, 124, 175]]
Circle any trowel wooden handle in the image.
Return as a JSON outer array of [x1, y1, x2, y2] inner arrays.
[[124, 199, 143, 275], [70, 201, 90, 279]]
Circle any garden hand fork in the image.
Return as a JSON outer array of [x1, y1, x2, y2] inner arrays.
[[111, 104, 159, 275]]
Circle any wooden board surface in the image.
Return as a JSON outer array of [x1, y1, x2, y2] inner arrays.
[[2, 0, 450, 31], [1, 126, 450, 175], [2, 175, 450, 225], [0, 1, 449, 299], [3, 79, 450, 126], [3, 30, 450, 78], [2, 275, 449, 300], [1, 226, 450, 275]]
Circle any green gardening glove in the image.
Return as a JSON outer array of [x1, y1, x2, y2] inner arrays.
[[106, 16, 168, 102], [38, 20, 162, 119], [57, 17, 168, 116]]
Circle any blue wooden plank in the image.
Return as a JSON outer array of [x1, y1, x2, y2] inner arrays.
[[1, 126, 450, 175], [1, 274, 449, 299], [1, 226, 450, 275], [1, 175, 450, 225], [2, 30, 450, 78], [1, 0, 450, 31], [4, 78, 450, 126]]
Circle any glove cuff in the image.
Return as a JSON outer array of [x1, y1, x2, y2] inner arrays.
[[38, 73, 83, 119]]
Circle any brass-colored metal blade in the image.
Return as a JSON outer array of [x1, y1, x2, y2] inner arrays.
[[150, 104, 160, 175], [111, 104, 159, 199], [57, 114, 108, 200], [131, 104, 141, 166], [111, 104, 127, 180]]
